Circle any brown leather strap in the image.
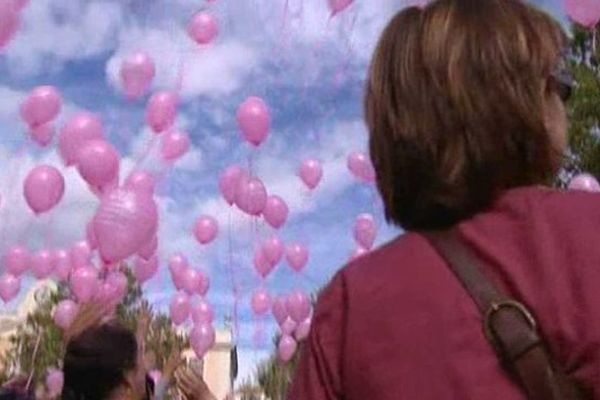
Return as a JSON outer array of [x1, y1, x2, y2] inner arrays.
[[423, 230, 584, 400]]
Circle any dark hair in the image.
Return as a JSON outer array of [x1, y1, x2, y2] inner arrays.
[[0, 377, 34, 400], [62, 323, 137, 400], [365, 0, 567, 230]]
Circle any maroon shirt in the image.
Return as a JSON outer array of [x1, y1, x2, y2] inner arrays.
[[289, 187, 600, 399]]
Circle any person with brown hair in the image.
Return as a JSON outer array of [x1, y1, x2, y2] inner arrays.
[[289, 0, 599, 399]]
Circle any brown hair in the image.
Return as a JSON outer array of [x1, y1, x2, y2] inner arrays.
[[365, 0, 567, 230]]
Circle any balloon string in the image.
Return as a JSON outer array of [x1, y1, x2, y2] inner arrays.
[[227, 210, 239, 342]]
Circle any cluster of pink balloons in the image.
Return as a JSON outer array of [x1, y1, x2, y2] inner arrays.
[[565, 0, 600, 28], [20, 86, 63, 147], [0, 0, 28, 50], [272, 291, 312, 362]]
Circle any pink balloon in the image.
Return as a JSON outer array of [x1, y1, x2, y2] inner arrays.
[[350, 246, 369, 261], [280, 317, 297, 335], [169, 254, 188, 291], [53, 300, 79, 330], [263, 195, 289, 229], [263, 237, 284, 266], [194, 216, 219, 245], [170, 292, 191, 325], [70, 266, 99, 303], [237, 97, 271, 147], [10, 0, 29, 11], [148, 370, 162, 386], [77, 140, 120, 191], [190, 323, 216, 358], [0, 274, 20, 303], [188, 12, 219, 45], [219, 165, 244, 205], [86, 222, 98, 250], [354, 213, 377, 250], [23, 165, 65, 214], [565, 0, 600, 28], [328, 0, 354, 16], [146, 91, 178, 134], [272, 296, 288, 325], [95, 280, 119, 308], [286, 291, 311, 323], [347, 151, 375, 183], [107, 271, 128, 301], [46, 369, 64, 398], [252, 288, 272, 316], [29, 122, 55, 147], [59, 113, 105, 166], [134, 255, 159, 284], [191, 299, 214, 324], [4, 246, 30, 276], [278, 335, 297, 363], [197, 270, 210, 296], [20, 86, 62, 128], [300, 159, 323, 190], [294, 317, 312, 341], [31, 250, 54, 280], [70, 240, 92, 270], [93, 189, 158, 263], [53, 250, 72, 282], [138, 235, 158, 260], [0, 2, 19, 50], [235, 176, 267, 216], [253, 247, 275, 279], [125, 171, 156, 195], [120, 52, 156, 100], [161, 129, 190, 161], [568, 173, 600, 192], [286, 243, 309, 273], [182, 268, 202, 296]]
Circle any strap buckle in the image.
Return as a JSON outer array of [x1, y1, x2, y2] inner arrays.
[[484, 299, 538, 355]]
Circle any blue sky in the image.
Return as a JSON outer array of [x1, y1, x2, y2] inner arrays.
[[0, 0, 565, 384]]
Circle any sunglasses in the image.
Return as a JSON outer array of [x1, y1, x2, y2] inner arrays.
[[550, 64, 575, 102]]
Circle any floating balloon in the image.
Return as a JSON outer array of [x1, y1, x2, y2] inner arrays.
[[350, 247, 369, 261], [0, 274, 20, 303], [170, 292, 191, 325], [237, 97, 271, 147], [263, 237, 284, 267], [191, 299, 215, 324], [254, 247, 275, 278], [29, 122, 55, 147], [169, 254, 188, 291], [280, 317, 297, 335], [4, 246, 30, 276], [161, 130, 190, 161], [70, 240, 92, 270], [286, 243, 309, 272], [59, 113, 105, 166], [46, 369, 64, 398], [53, 300, 79, 330], [20, 86, 63, 128], [272, 296, 289, 325], [70, 266, 99, 303], [86, 222, 98, 250], [294, 317, 312, 341], [197, 270, 210, 296], [328, 0, 354, 16], [565, 0, 600, 28], [93, 189, 158, 263], [53, 250, 72, 282], [77, 140, 120, 191], [219, 165, 244, 205], [138, 236, 158, 260], [287, 291, 311, 323], [125, 171, 156, 195], [354, 213, 377, 250], [300, 159, 323, 190], [23, 165, 65, 214], [347, 151, 375, 183], [188, 12, 219, 45], [0, 2, 19, 49], [120, 52, 156, 100], [95, 280, 119, 308], [568, 173, 600, 192], [31, 250, 54, 280], [263, 195, 289, 229], [194, 216, 219, 245], [134, 255, 159, 284], [278, 335, 297, 363], [235, 176, 267, 216], [252, 288, 272, 316], [107, 271, 128, 301], [146, 91, 178, 134], [182, 268, 202, 296], [190, 323, 215, 358]]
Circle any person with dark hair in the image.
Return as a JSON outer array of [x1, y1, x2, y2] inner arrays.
[[289, 0, 600, 399]]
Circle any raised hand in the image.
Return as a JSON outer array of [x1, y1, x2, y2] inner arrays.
[[175, 366, 217, 400]]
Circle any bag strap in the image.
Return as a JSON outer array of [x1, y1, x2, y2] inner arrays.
[[423, 230, 583, 400]]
